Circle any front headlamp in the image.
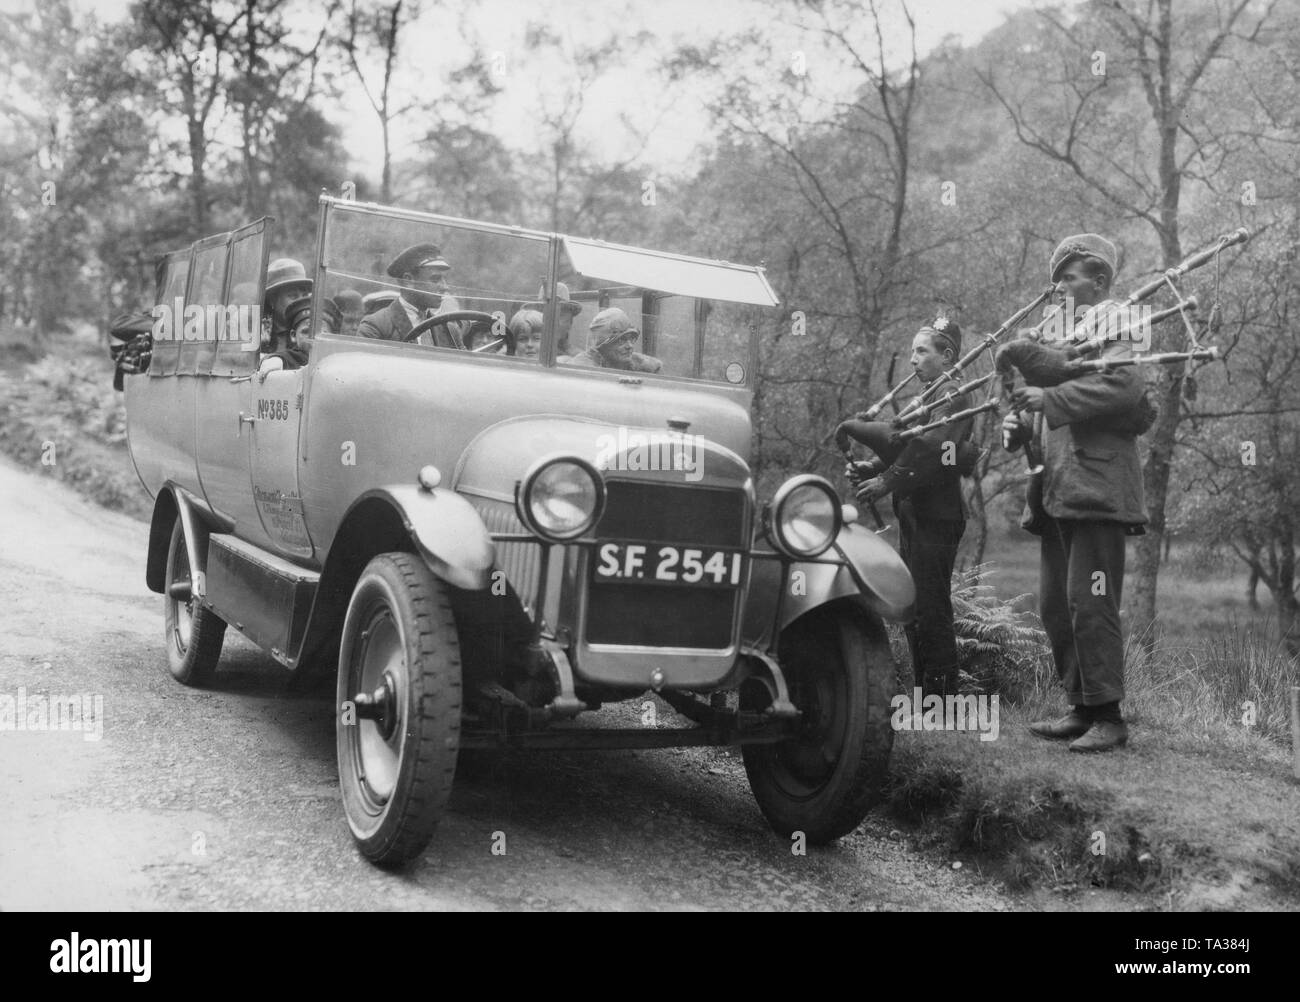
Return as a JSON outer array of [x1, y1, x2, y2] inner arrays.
[[515, 455, 606, 542], [765, 475, 842, 559]]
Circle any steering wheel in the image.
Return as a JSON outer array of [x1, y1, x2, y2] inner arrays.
[[400, 310, 502, 349]]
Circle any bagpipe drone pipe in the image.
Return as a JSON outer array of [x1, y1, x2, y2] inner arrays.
[[994, 227, 1250, 465], [833, 227, 1250, 518]]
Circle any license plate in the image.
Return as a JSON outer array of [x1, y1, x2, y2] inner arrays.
[[592, 542, 745, 588]]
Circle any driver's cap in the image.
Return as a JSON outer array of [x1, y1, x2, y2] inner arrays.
[[387, 243, 450, 278]]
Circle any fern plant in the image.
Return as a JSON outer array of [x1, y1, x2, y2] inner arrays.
[[951, 564, 1052, 702]]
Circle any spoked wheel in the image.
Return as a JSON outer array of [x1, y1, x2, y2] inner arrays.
[[336, 553, 462, 867], [742, 600, 894, 844], [163, 517, 225, 685]]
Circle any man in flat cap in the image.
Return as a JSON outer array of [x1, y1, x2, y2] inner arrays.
[[1001, 233, 1148, 753], [840, 316, 975, 697], [357, 243, 466, 348], [565, 307, 662, 372]]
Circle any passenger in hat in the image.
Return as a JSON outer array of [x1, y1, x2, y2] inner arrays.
[[357, 242, 466, 348], [263, 258, 314, 332], [525, 281, 584, 357], [259, 294, 313, 372], [841, 316, 975, 697], [565, 307, 662, 372]]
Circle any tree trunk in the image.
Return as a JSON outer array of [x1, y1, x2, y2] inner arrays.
[[380, 118, 392, 203], [962, 479, 988, 572], [960, 419, 992, 571], [1127, 96, 1185, 644], [190, 142, 209, 231], [1129, 344, 1185, 644], [240, 0, 261, 217], [186, 112, 209, 232]]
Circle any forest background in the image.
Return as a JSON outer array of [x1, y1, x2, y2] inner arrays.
[[2, 0, 1297, 655]]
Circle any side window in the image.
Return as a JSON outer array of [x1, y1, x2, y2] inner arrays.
[[701, 301, 754, 385], [180, 238, 230, 375], [149, 218, 271, 378], [150, 250, 191, 378], [647, 294, 696, 377], [217, 222, 269, 375], [189, 245, 226, 309]]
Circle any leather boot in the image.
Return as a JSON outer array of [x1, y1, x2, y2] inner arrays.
[[1028, 709, 1090, 740], [1068, 720, 1130, 753]]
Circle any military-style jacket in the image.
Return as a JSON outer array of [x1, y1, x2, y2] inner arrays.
[[1031, 303, 1148, 527]]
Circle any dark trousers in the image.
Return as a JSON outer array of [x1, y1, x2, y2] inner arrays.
[[1039, 517, 1127, 706], [896, 500, 964, 695]]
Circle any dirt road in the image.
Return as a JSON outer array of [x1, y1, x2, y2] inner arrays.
[[0, 455, 1014, 911]]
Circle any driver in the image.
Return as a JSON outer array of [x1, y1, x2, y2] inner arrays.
[[357, 243, 466, 348]]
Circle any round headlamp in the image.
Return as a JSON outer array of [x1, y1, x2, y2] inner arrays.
[[765, 475, 842, 559], [515, 456, 606, 542]]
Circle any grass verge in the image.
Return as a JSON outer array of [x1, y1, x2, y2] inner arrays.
[[0, 332, 151, 520], [882, 566, 1300, 909]]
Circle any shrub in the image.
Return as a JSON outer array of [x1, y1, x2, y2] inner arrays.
[[952, 563, 1052, 703]]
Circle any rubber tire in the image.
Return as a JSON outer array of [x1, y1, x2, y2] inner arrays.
[[163, 517, 226, 686], [742, 601, 894, 844], [336, 553, 462, 867]]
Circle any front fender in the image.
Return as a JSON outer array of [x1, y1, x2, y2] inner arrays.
[[742, 523, 915, 648], [361, 484, 496, 590], [831, 522, 915, 621]]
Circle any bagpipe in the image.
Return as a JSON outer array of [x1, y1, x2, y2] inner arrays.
[[834, 227, 1250, 521], [996, 227, 1249, 471], [834, 287, 1057, 529]]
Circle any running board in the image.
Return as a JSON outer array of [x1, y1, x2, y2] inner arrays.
[[205, 534, 319, 667]]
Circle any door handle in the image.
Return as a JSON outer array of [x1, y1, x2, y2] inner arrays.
[[238, 412, 256, 437]]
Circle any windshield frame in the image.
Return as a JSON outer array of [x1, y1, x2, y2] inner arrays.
[[312, 195, 770, 387]]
